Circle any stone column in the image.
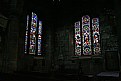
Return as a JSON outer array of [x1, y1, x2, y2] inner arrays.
[[113, 0, 121, 71], [2, 0, 24, 73], [3, 15, 19, 73]]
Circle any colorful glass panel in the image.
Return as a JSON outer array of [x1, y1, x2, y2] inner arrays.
[[38, 21, 42, 55], [92, 18, 100, 55], [29, 12, 37, 55], [82, 15, 92, 55], [75, 21, 81, 56], [25, 15, 29, 54]]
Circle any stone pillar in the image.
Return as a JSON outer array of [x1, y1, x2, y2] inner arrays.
[[113, 0, 121, 71], [3, 15, 19, 73], [2, 0, 24, 73], [0, 14, 8, 72]]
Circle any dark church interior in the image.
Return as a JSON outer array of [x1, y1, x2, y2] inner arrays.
[[0, 0, 120, 81]]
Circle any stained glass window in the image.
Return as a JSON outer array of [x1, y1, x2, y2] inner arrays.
[[75, 21, 81, 56], [38, 21, 42, 55], [82, 15, 92, 55], [24, 12, 43, 55], [29, 12, 37, 55], [24, 15, 29, 54], [75, 15, 100, 56], [92, 18, 100, 55]]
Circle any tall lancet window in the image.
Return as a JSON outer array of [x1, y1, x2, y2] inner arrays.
[[24, 15, 29, 54], [29, 12, 37, 55], [82, 15, 92, 55], [75, 21, 81, 56], [74, 15, 100, 56], [38, 21, 42, 55], [24, 12, 42, 55], [92, 18, 100, 55]]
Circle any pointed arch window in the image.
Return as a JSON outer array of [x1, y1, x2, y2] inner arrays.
[[75, 15, 101, 56], [24, 12, 42, 55]]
